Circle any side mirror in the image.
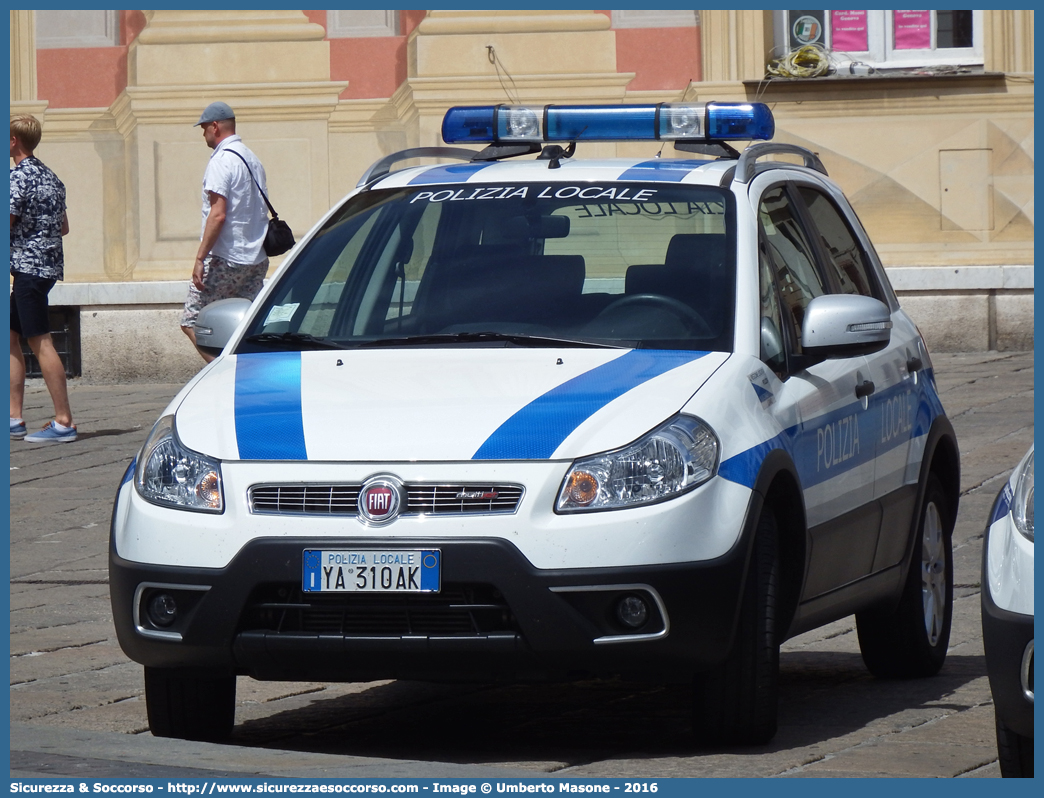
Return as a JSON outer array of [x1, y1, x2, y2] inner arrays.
[[194, 297, 252, 356], [802, 294, 892, 358]]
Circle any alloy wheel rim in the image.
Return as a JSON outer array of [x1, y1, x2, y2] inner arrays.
[[921, 501, 946, 645]]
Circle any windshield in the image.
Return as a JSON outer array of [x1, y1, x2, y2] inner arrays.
[[239, 180, 736, 353]]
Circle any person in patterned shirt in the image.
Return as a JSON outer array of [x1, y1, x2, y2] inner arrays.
[[10, 114, 76, 443]]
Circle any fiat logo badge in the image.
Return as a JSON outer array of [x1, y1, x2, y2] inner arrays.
[[358, 476, 404, 525]]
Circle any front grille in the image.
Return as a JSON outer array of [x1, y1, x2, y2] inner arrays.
[[251, 485, 360, 515], [407, 484, 524, 514], [239, 583, 518, 637], [249, 483, 524, 516]]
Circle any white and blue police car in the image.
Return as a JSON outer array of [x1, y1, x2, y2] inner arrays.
[[110, 102, 960, 744], [982, 444, 1033, 777]]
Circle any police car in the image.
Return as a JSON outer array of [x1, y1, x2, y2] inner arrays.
[[109, 102, 960, 744], [982, 445, 1034, 777]]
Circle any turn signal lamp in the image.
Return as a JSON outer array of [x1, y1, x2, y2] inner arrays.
[[442, 103, 775, 144], [563, 470, 600, 507]]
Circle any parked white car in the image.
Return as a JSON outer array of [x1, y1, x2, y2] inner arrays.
[[982, 444, 1034, 777], [110, 102, 960, 744]]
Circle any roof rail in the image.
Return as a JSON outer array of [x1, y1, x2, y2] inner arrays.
[[357, 147, 479, 188], [733, 142, 828, 184]]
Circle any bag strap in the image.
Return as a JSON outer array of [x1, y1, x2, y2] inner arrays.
[[225, 148, 279, 219]]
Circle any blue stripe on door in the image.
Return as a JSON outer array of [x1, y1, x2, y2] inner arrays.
[[473, 349, 707, 460], [719, 373, 943, 490], [234, 352, 308, 460]]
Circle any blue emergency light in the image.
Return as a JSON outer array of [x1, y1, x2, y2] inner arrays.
[[441, 102, 774, 145]]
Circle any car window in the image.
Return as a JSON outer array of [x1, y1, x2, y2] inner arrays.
[[241, 182, 736, 353], [544, 194, 728, 288], [296, 210, 381, 338], [757, 186, 825, 353], [797, 187, 879, 299], [382, 201, 441, 326], [758, 242, 787, 375]]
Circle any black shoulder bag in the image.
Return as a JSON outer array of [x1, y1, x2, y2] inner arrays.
[[227, 149, 296, 257]]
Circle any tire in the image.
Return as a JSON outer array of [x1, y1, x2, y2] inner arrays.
[[693, 507, 780, 746], [996, 715, 1034, 777], [856, 473, 953, 678], [144, 667, 236, 741]]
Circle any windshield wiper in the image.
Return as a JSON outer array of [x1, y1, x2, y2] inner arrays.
[[242, 332, 344, 350], [354, 332, 620, 349]]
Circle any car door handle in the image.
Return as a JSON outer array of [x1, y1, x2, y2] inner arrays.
[[855, 380, 875, 399], [906, 356, 923, 375]]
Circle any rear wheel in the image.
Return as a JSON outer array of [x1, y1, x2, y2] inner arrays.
[[856, 474, 953, 678], [144, 667, 236, 741], [996, 715, 1034, 777], [693, 507, 780, 746]]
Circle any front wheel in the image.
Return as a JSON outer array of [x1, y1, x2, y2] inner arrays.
[[856, 473, 953, 678], [692, 507, 780, 746], [144, 667, 236, 741]]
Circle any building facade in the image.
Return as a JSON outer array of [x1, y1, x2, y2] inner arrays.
[[10, 9, 1034, 381]]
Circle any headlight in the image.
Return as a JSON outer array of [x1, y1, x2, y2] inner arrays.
[[556, 415, 718, 513], [1012, 449, 1033, 541], [134, 415, 224, 513]]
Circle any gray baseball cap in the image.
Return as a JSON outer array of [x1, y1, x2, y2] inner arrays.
[[195, 101, 235, 126]]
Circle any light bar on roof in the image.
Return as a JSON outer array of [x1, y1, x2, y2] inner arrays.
[[441, 103, 775, 145]]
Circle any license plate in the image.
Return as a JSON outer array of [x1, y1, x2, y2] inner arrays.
[[302, 549, 440, 593]]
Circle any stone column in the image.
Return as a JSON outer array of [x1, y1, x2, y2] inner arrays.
[[10, 10, 45, 114], [128, 10, 328, 86], [983, 10, 1034, 74], [699, 10, 773, 84], [402, 10, 633, 153]]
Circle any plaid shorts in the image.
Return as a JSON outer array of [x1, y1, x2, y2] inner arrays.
[[180, 254, 269, 327]]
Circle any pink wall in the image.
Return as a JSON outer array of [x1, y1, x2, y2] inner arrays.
[[38, 47, 128, 109], [35, 11, 700, 109], [122, 10, 147, 44], [330, 38, 408, 100], [308, 9, 423, 101], [615, 27, 702, 91], [36, 10, 145, 109]]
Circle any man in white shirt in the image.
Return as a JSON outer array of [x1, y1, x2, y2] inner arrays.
[[180, 101, 271, 362]]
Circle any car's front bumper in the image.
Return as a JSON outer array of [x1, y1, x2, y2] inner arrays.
[[110, 526, 755, 684], [982, 493, 1034, 739], [982, 590, 1034, 738], [112, 451, 760, 683]]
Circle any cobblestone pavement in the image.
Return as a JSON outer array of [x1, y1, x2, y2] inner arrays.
[[9, 351, 1033, 778]]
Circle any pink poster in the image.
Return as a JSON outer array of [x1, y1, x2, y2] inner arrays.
[[831, 10, 868, 52], [894, 10, 932, 50]]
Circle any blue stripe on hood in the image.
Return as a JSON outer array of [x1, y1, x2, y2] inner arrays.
[[473, 349, 708, 460], [618, 160, 708, 182], [120, 458, 136, 487], [234, 352, 308, 460], [989, 482, 1014, 526], [409, 162, 496, 184]]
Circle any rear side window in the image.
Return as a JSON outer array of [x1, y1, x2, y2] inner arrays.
[[798, 187, 879, 299]]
